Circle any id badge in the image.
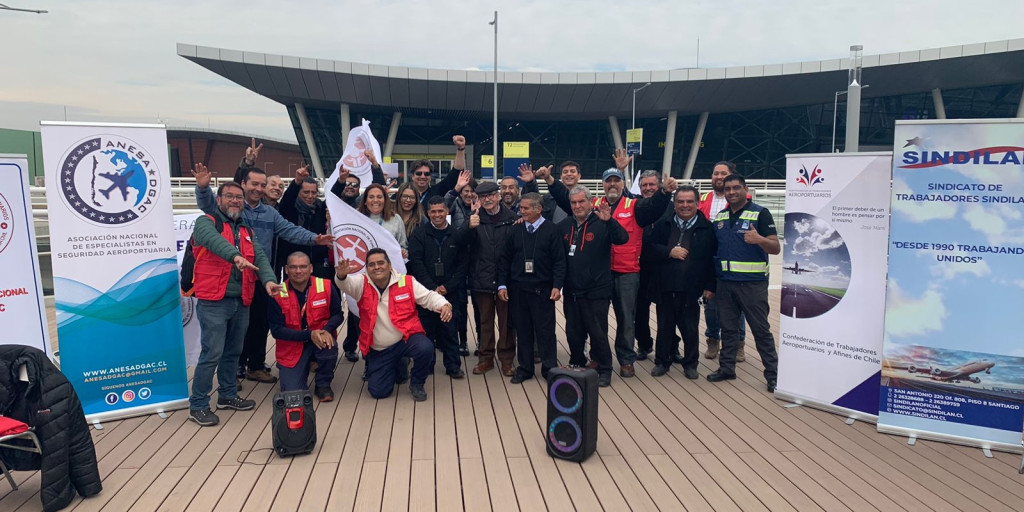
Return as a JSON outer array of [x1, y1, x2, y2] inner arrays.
[[741, 220, 750, 230], [568, 244, 577, 257], [525, 260, 535, 274], [434, 262, 445, 277]]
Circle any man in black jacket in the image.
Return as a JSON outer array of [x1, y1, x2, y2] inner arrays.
[[279, 169, 331, 279], [498, 192, 567, 383], [647, 185, 718, 378], [408, 196, 469, 378], [467, 181, 519, 376], [559, 186, 628, 387]]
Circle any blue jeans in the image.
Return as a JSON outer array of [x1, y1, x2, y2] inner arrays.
[[612, 272, 640, 365], [704, 295, 746, 341], [190, 298, 249, 410]]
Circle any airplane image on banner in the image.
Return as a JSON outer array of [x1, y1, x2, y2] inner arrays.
[[783, 261, 815, 274], [908, 359, 996, 384], [99, 169, 136, 201]]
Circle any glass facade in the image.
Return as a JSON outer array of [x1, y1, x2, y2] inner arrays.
[[291, 83, 1023, 181]]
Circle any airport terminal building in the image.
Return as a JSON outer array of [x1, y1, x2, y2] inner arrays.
[[177, 39, 1024, 181]]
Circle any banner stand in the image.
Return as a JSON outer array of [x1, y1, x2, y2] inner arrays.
[[774, 390, 878, 424]]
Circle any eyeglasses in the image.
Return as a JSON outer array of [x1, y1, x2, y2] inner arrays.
[[345, 182, 360, 188], [414, 171, 431, 177], [221, 193, 244, 201]]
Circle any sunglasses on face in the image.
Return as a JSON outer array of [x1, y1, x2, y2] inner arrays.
[[414, 171, 431, 177], [345, 182, 359, 188]]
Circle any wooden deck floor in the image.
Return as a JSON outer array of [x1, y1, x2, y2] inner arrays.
[[5, 291, 1024, 511]]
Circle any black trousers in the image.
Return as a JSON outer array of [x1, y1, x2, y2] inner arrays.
[[511, 286, 558, 378], [241, 287, 270, 371], [655, 292, 700, 369], [418, 307, 461, 374], [343, 311, 359, 353], [564, 296, 613, 376], [717, 279, 778, 380], [635, 268, 654, 353]]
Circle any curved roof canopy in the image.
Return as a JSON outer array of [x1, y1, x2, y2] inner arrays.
[[177, 40, 1024, 120]]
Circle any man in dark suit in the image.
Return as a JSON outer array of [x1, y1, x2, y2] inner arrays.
[[498, 192, 567, 383], [647, 185, 718, 379]]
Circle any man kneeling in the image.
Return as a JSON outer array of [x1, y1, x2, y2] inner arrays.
[[269, 252, 344, 401], [334, 248, 452, 401]]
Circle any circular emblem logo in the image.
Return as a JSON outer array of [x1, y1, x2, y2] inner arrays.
[[57, 135, 162, 226], [334, 223, 378, 273], [138, 387, 152, 400], [181, 296, 195, 327], [584, 232, 595, 242], [105, 392, 119, 405], [0, 192, 12, 255], [122, 389, 136, 403]]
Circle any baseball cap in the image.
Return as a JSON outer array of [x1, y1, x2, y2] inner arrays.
[[476, 182, 500, 195], [602, 168, 625, 181]]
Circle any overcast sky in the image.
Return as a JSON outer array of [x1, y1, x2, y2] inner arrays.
[[2, 1, 1022, 142]]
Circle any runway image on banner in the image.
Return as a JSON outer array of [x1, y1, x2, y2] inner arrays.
[[781, 212, 851, 319]]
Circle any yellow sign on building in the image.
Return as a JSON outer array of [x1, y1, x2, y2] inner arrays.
[[481, 155, 495, 168], [503, 142, 529, 159]]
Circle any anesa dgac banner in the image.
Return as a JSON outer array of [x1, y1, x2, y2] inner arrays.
[[42, 122, 188, 422], [879, 119, 1024, 452], [776, 153, 891, 420]]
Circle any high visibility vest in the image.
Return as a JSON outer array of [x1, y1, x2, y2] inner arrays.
[[192, 215, 258, 305], [273, 277, 333, 368], [713, 202, 770, 281], [356, 274, 425, 356], [594, 196, 643, 273]]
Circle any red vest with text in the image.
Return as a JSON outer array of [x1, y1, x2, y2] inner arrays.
[[699, 190, 750, 219], [594, 196, 643, 273], [356, 274, 425, 356], [272, 277, 333, 368], [192, 214, 257, 305]]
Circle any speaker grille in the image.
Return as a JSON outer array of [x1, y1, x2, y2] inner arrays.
[[549, 377, 583, 414], [548, 417, 582, 453]]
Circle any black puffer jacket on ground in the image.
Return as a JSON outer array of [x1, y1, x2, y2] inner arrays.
[[0, 345, 101, 512]]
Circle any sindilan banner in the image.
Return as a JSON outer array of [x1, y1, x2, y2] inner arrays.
[[879, 119, 1024, 452], [42, 122, 188, 422], [776, 153, 891, 421], [0, 154, 52, 355]]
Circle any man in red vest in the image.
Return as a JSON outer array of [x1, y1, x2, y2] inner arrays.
[[594, 151, 674, 378], [334, 248, 452, 401], [189, 182, 281, 427], [269, 252, 344, 401]]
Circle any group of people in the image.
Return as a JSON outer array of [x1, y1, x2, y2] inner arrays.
[[183, 135, 781, 428]]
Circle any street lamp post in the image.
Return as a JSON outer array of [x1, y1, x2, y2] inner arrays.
[[630, 82, 651, 182], [832, 90, 847, 153], [489, 11, 498, 181]]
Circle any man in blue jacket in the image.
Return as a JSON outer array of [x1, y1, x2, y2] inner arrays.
[[192, 162, 334, 384]]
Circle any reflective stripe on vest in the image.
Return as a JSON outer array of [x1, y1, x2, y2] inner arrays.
[[714, 202, 770, 281], [720, 260, 769, 274]]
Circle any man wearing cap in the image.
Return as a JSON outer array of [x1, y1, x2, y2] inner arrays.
[[593, 149, 675, 377]]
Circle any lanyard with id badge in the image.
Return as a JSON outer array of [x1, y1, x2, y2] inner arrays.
[[568, 219, 590, 259]]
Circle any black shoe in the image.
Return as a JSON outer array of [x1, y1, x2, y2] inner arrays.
[[216, 396, 256, 411], [636, 349, 651, 361], [473, 348, 480, 356], [344, 350, 359, 362], [236, 365, 246, 380], [396, 357, 410, 385], [410, 383, 428, 402], [651, 365, 669, 377], [315, 386, 335, 402], [684, 367, 700, 380], [766, 379, 777, 392], [597, 374, 611, 387], [459, 341, 470, 357], [510, 372, 533, 384], [447, 368, 465, 379], [673, 353, 685, 365], [189, 408, 220, 426], [706, 370, 737, 383]]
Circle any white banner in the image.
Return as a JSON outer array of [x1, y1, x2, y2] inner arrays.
[[174, 213, 202, 367], [776, 152, 891, 421], [42, 122, 188, 422], [335, 119, 383, 189], [325, 159, 405, 312], [0, 154, 52, 355]]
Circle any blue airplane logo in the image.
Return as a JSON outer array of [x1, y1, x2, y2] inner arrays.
[[99, 169, 136, 202]]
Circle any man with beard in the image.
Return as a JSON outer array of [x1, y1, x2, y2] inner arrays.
[[279, 166, 332, 278], [707, 174, 780, 392], [647, 186, 717, 379], [698, 161, 748, 361], [559, 186, 627, 387], [328, 149, 387, 208], [634, 170, 668, 361], [407, 135, 467, 208], [188, 182, 281, 426], [594, 149, 674, 378]]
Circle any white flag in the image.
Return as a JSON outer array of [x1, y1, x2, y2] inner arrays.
[[325, 163, 406, 312], [335, 118, 384, 189]]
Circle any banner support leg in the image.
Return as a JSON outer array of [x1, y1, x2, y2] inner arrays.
[[783, 403, 802, 409], [845, 417, 856, 425], [157, 410, 168, 419], [92, 420, 103, 430], [907, 435, 916, 446], [982, 447, 993, 458]]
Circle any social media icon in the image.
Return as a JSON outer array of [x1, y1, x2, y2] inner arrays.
[[105, 393, 119, 405], [138, 387, 152, 400], [122, 390, 136, 403]]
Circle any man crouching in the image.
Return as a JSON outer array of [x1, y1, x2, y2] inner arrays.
[[334, 248, 452, 401]]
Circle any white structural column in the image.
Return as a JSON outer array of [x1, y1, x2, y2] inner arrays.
[[340, 103, 352, 149], [383, 111, 402, 159], [608, 116, 623, 151], [932, 88, 947, 119], [295, 103, 325, 179], [682, 112, 710, 180], [661, 110, 678, 177]]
